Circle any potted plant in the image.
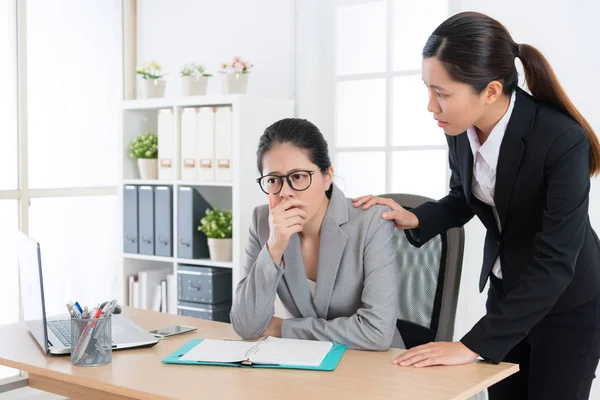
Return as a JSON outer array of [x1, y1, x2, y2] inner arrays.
[[219, 56, 253, 94], [136, 61, 166, 99], [198, 209, 233, 262], [180, 63, 212, 96], [129, 132, 159, 180]]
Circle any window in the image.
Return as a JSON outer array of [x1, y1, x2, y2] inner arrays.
[[0, 0, 121, 381], [0, 0, 17, 191], [27, 0, 120, 189], [332, 0, 450, 199]]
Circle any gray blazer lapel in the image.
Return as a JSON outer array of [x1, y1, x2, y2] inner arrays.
[[313, 185, 348, 319], [282, 234, 318, 318]]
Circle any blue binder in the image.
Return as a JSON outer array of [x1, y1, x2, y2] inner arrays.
[[162, 339, 346, 371]]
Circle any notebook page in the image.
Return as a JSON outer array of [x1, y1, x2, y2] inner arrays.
[[179, 339, 255, 363], [250, 337, 333, 367]]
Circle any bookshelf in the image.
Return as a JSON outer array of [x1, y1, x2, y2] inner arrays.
[[119, 94, 294, 315]]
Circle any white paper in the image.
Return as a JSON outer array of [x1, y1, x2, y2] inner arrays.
[[251, 337, 332, 367], [179, 339, 253, 363], [179, 337, 333, 367]]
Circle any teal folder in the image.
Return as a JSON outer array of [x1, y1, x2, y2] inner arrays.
[[162, 339, 346, 371]]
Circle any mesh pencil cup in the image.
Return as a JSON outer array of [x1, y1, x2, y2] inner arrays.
[[70, 315, 112, 367]]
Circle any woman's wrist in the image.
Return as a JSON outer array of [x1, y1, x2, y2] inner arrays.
[[267, 243, 284, 265]]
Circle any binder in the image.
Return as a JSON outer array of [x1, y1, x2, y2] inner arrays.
[[132, 281, 140, 308], [138, 269, 170, 310], [177, 187, 211, 259], [167, 273, 177, 314], [138, 185, 155, 255], [158, 108, 175, 180], [128, 275, 137, 306], [214, 106, 233, 181], [197, 107, 215, 181], [180, 108, 198, 181], [151, 284, 162, 312], [160, 280, 168, 313], [123, 185, 139, 254], [154, 186, 173, 257], [162, 338, 346, 371]]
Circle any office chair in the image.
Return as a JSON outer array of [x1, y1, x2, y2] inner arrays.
[[379, 193, 465, 349]]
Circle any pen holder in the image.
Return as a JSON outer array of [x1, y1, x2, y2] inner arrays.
[[70, 316, 112, 367]]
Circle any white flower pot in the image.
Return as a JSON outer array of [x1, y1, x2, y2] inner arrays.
[[137, 158, 158, 180], [182, 76, 208, 96], [207, 238, 232, 262], [221, 72, 249, 94], [141, 79, 166, 99]]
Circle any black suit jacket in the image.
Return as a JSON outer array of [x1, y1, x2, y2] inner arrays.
[[408, 88, 600, 363]]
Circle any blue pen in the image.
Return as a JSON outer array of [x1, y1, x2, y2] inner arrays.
[[74, 301, 83, 315], [68, 301, 81, 318]]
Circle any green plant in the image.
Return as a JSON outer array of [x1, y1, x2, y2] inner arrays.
[[136, 61, 165, 80], [198, 209, 232, 239], [180, 62, 212, 78], [129, 133, 158, 159]]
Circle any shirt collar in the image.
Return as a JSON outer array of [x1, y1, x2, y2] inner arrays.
[[466, 90, 517, 170]]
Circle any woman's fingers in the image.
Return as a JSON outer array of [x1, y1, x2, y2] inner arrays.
[[282, 215, 306, 228], [382, 209, 414, 229], [364, 196, 401, 211], [352, 195, 374, 207], [271, 198, 309, 213], [398, 352, 439, 367], [393, 343, 436, 365]]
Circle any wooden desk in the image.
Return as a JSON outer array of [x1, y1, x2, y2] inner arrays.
[[0, 308, 517, 400]]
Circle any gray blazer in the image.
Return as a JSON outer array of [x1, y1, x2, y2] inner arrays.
[[230, 185, 403, 351]]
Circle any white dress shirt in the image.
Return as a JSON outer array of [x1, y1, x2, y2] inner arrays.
[[465, 91, 516, 279]]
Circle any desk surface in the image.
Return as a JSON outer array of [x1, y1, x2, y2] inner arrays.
[[0, 307, 518, 400]]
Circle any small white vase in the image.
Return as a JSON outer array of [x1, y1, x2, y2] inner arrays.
[[221, 72, 249, 94], [141, 79, 166, 99], [137, 158, 158, 180], [207, 238, 232, 262], [182, 76, 208, 96]]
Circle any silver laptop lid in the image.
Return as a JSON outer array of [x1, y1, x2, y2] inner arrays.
[[16, 231, 51, 354]]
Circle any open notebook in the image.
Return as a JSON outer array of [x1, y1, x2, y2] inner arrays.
[[162, 337, 346, 371]]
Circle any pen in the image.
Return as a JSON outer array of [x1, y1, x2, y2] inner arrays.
[[102, 299, 118, 317], [74, 302, 83, 315], [73, 325, 94, 363], [93, 300, 117, 340], [69, 301, 82, 318], [66, 303, 75, 318]]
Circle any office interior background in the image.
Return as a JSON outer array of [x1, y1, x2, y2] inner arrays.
[[1, 0, 599, 397]]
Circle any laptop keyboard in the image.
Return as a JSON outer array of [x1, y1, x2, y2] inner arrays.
[[48, 319, 72, 347]]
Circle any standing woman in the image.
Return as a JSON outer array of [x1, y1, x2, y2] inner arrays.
[[354, 12, 600, 399]]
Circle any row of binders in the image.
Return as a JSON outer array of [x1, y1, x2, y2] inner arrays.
[[128, 269, 177, 313], [157, 107, 233, 182], [124, 185, 212, 258]]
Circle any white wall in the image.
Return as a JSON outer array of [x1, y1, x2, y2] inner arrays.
[[455, 1, 600, 398], [136, 0, 294, 99]]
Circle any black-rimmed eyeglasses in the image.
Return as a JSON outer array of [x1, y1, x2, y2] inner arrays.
[[256, 170, 316, 195]]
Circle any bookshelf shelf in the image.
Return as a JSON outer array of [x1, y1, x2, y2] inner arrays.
[[119, 95, 294, 315]]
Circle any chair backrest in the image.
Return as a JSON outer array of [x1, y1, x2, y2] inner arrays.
[[379, 193, 465, 348]]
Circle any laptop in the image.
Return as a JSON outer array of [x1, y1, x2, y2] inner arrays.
[[16, 231, 159, 355]]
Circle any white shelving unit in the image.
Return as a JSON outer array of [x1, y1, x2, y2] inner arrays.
[[119, 94, 294, 314]]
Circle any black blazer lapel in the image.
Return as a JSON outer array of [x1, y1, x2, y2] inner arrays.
[[494, 88, 536, 231]]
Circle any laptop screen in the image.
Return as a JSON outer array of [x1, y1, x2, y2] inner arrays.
[[16, 231, 49, 352]]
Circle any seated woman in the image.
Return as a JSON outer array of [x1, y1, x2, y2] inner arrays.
[[230, 118, 403, 351]]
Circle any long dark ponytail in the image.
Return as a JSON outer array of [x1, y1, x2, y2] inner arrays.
[[423, 11, 600, 176]]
